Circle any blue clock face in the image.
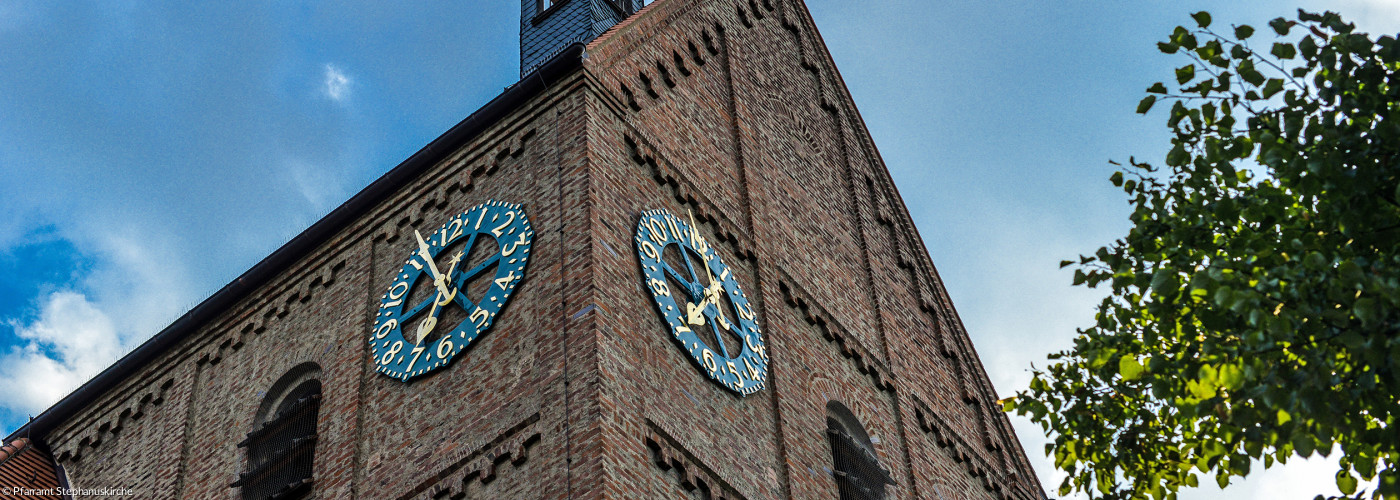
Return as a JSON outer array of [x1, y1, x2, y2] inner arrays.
[[371, 201, 534, 381], [635, 209, 769, 396]]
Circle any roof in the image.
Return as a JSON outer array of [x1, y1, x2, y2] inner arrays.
[[3, 44, 587, 445], [0, 438, 62, 497]]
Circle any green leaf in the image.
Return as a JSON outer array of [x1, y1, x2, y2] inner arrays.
[[1301, 35, 1319, 58], [1110, 171, 1124, 187], [1271, 42, 1297, 59], [1167, 144, 1190, 166], [1218, 363, 1244, 390], [1191, 11, 1212, 28], [1177, 64, 1197, 84], [1137, 95, 1158, 114], [1262, 78, 1285, 98], [1354, 298, 1378, 325], [1235, 25, 1255, 40], [1151, 268, 1179, 296], [1337, 470, 1359, 495], [1147, 82, 1168, 94], [1269, 17, 1292, 35], [1120, 356, 1145, 381], [1293, 433, 1316, 458], [1158, 41, 1180, 54]]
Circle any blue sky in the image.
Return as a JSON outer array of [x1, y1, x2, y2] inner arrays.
[[1, 1, 1397, 498]]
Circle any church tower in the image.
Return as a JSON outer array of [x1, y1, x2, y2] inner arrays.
[[4, 0, 1049, 499], [521, 0, 644, 76]]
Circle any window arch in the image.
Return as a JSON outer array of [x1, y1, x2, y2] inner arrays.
[[232, 364, 322, 500], [826, 401, 895, 500]]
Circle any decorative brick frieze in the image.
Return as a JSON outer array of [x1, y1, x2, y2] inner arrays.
[[393, 413, 542, 500], [54, 378, 175, 463], [372, 128, 539, 245], [644, 420, 748, 500], [910, 394, 1042, 500], [775, 270, 895, 393], [199, 259, 347, 367]]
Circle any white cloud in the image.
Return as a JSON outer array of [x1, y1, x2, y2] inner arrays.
[[322, 64, 351, 102], [0, 291, 124, 417], [1330, 0, 1400, 33]]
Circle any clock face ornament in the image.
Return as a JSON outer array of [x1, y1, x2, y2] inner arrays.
[[371, 201, 534, 381], [635, 209, 768, 396]]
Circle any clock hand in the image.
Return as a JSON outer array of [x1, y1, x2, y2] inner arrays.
[[686, 280, 725, 326], [414, 230, 456, 299], [688, 210, 719, 287], [415, 250, 465, 344]]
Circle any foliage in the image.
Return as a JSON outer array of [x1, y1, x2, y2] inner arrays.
[[1006, 9, 1400, 500]]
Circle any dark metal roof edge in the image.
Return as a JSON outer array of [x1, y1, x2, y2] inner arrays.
[[5, 43, 588, 444]]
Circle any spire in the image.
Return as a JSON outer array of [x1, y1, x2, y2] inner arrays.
[[520, 0, 643, 77]]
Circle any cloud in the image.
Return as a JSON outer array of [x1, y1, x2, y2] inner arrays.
[[322, 64, 352, 102], [0, 291, 124, 419]]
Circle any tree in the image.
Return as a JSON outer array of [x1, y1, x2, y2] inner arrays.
[[1005, 9, 1400, 500]]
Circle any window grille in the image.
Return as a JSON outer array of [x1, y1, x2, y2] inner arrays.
[[826, 417, 895, 500], [232, 382, 320, 500]]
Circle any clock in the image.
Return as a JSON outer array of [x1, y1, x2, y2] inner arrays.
[[635, 209, 768, 396], [370, 201, 534, 381]]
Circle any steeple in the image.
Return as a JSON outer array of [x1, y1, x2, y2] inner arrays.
[[520, 0, 643, 77]]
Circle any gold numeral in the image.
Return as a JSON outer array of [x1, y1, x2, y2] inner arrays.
[[381, 341, 403, 365], [406, 345, 426, 372], [437, 337, 454, 358], [648, 278, 670, 297], [491, 211, 517, 237], [375, 319, 398, 339]]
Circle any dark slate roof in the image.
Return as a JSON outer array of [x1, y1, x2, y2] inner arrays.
[[3, 44, 586, 445], [0, 438, 62, 497]]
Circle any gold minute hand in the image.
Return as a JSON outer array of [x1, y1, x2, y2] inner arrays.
[[414, 230, 455, 298]]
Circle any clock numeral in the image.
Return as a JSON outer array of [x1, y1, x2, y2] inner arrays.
[[474, 208, 488, 230], [375, 319, 398, 339], [666, 216, 685, 242], [494, 270, 518, 290], [406, 345, 427, 373], [648, 278, 671, 297], [444, 217, 464, 246], [746, 334, 765, 358], [702, 349, 717, 374], [744, 357, 761, 382], [470, 308, 489, 329], [437, 337, 455, 359], [491, 211, 517, 237], [727, 361, 743, 382], [502, 232, 528, 257], [647, 219, 668, 246], [640, 241, 659, 260], [384, 282, 410, 308], [381, 341, 404, 365], [738, 302, 755, 321]]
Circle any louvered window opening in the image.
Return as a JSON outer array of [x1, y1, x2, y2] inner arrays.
[[233, 392, 320, 500], [826, 426, 895, 500]]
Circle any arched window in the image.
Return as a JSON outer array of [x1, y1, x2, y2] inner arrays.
[[826, 401, 895, 500], [232, 366, 321, 500]]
